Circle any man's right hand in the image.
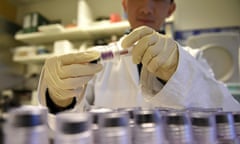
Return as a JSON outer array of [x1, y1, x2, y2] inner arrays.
[[43, 51, 103, 107]]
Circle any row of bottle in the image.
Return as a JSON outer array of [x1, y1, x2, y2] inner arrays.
[[2, 105, 240, 144]]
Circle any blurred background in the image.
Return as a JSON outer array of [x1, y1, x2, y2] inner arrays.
[[0, 0, 239, 111]]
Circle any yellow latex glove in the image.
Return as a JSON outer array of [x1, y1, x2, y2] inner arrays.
[[121, 26, 179, 81], [43, 51, 102, 106]]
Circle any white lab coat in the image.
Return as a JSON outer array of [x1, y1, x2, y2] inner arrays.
[[37, 43, 240, 130], [81, 44, 240, 111]]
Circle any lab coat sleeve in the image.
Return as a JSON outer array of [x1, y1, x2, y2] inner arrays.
[[140, 44, 240, 111]]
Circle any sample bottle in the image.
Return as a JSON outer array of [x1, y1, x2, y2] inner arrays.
[[87, 107, 113, 144], [118, 107, 142, 143], [98, 111, 131, 144], [165, 111, 194, 144], [215, 112, 239, 144], [233, 112, 240, 140], [54, 112, 93, 144], [4, 105, 49, 144], [133, 109, 166, 144], [190, 112, 218, 144]]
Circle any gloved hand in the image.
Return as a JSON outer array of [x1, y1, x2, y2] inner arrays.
[[121, 26, 179, 81], [43, 51, 103, 106]]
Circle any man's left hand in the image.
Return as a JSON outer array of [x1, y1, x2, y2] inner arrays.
[[121, 26, 179, 81]]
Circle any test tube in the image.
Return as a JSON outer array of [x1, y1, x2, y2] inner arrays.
[[98, 111, 131, 144], [190, 112, 218, 144], [165, 111, 194, 144], [90, 41, 132, 62], [133, 109, 166, 144], [4, 105, 49, 144], [55, 112, 93, 144]]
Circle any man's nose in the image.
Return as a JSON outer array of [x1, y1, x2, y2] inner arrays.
[[140, 0, 154, 15]]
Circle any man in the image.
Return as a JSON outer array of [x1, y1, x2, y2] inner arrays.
[[38, 0, 240, 115]]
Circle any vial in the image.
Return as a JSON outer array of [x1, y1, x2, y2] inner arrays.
[[118, 107, 141, 127], [4, 105, 49, 144], [165, 111, 194, 144], [98, 111, 131, 144], [232, 112, 240, 139], [133, 109, 166, 144], [87, 107, 113, 144], [190, 112, 218, 144], [55, 112, 93, 144], [118, 107, 141, 143], [90, 41, 132, 62], [215, 112, 239, 144]]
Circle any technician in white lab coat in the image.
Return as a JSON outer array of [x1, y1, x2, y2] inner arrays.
[[38, 0, 240, 116]]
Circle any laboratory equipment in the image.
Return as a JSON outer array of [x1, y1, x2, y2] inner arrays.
[[233, 112, 240, 139], [98, 111, 131, 144], [186, 107, 223, 113], [190, 112, 218, 144], [90, 41, 133, 62], [215, 112, 239, 144], [87, 107, 113, 144], [133, 109, 166, 144], [118, 107, 141, 143], [186, 32, 240, 83], [165, 111, 194, 144], [55, 112, 93, 144], [4, 105, 48, 144]]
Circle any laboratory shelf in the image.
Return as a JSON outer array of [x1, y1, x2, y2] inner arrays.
[[13, 53, 53, 64], [15, 21, 130, 45]]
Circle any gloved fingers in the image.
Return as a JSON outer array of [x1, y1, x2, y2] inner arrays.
[[132, 33, 160, 63], [121, 26, 154, 49], [60, 76, 93, 89], [141, 38, 168, 66], [44, 65, 61, 88], [59, 51, 100, 65], [152, 39, 178, 70], [147, 54, 168, 73], [141, 45, 159, 66], [48, 85, 84, 100], [147, 46, 179, 81], [132, 33, 159, 64], [59, 63, 103, 79], [147, 46, 178, 73], [142, 35, 178, 67], [45, 64, 93, 89]]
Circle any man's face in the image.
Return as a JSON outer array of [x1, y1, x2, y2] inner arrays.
[[122, 0, 175, 31]]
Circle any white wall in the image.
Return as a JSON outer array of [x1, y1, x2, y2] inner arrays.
[[174, 0, 240, 30], [16, 0, 239, 30], [16, 0, 123, 25]]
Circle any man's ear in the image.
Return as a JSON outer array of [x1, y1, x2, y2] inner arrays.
[[122, 0, 127, 12], [167, 3, 176, 17]]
